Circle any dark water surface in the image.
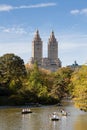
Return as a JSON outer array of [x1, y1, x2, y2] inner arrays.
[[0, 100, 87, 130]]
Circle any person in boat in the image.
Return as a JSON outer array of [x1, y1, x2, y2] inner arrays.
[[22, 108, 28, 112], [28, 109, 31, 112], [26, 108, 29, 112], [61, 109, 64, 113], [52, 112, 58, 118], [53, 114, 56, 118], [50, 112, 60, 121], [22, 109, 25, 112], [61, 109, 67, 115]]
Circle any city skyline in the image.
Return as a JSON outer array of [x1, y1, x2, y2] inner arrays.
[[0, 0, 87, 66]]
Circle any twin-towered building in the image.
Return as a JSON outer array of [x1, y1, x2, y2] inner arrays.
[[29, 30, 61, 71]]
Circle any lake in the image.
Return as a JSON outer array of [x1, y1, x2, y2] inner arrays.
[[0, 100, 87, 130]]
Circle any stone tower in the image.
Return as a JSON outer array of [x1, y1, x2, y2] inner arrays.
[[32, 30, 42, 65], [48, 31, 58, 61], [29, 30, 61, 71]]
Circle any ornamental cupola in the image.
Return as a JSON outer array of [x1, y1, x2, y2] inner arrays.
[[48, 31, 57, 44], [33, 30, 42, 42]]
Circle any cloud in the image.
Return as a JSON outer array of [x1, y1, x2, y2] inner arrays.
[[81, 8, 87, 15], [18, 3, 56, 9], [0, 5, 13, 11], [3, 27, 27, 34], [0, 26, 27, 34], [70, 8, 87, 15], [0, 3, 56, 12], [70, 9, 80, 15]]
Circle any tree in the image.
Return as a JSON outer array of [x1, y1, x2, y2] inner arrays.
[[0, 53, 26, 93], [27, 62, 48, 103], [71, 65, 87, 111], [51, 67, 73, 100]]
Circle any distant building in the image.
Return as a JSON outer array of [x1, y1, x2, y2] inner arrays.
[[67, 61, 81, 70], [28, 30, 61, 71]]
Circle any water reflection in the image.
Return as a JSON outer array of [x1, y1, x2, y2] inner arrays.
[[0, 109, 22, 130], [0, 102, 87, 130], [74, 114, 87, 130]]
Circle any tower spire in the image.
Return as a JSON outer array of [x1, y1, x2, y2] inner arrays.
[[34, 30, 41, 42], [29, 30, 61, 72], [49, 31, 57, 43], [32, 30, 42, 64], [48, 31, 58, 60]]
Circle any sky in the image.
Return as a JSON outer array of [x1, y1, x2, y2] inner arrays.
[[0, 0, 87, 66]]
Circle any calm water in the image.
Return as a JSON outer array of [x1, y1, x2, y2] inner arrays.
[[0, 100, 87, 130]]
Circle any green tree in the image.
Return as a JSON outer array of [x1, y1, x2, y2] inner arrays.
[[0, 53, 26, 93], [27, 62, 48, 103], [51, 67, 73, 100]]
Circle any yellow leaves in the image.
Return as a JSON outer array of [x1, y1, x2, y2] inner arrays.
[[72, 65, 87, 111]]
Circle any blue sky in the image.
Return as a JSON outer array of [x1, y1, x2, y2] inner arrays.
[[0, 0, 87, 66]]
